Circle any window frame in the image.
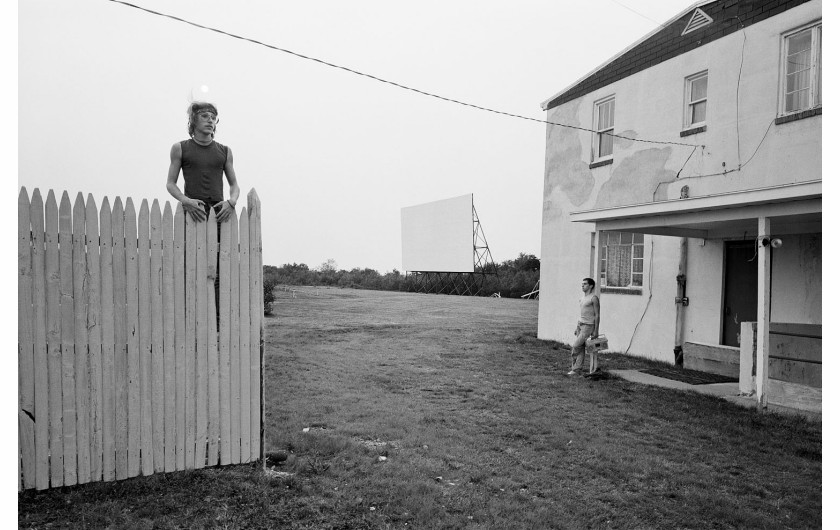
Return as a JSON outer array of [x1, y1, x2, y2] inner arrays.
[[599, 231, 644, 292], [779, 21, 821, 117], [683, 71, 708, 129], [592, 95, 616, 162]]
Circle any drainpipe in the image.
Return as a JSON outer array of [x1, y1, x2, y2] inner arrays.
[[673, 185, 690, 367], [674, 237, 688, 366]]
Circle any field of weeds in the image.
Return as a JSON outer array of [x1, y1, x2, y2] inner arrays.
[[19, 287, 821, 529]]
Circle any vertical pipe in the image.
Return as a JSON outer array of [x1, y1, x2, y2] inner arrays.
[[674, 237, 688, 366]]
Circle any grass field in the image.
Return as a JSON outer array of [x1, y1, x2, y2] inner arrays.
[[19, 288, 821, 529]]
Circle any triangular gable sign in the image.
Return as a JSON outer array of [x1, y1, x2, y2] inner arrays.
[[681, 8, 713, 36]]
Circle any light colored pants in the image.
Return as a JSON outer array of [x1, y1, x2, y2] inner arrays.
[[571, 323, 594, 371]]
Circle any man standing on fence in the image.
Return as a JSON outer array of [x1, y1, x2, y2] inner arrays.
[[567, 277, 600, 376], [166, 101, 240, 222], [167, 101, 241, 323]]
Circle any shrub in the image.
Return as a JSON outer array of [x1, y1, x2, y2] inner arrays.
[[264, 277, 279, 315]]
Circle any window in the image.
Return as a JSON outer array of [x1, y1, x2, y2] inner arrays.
[[781, 23, 821, 115], [600, 232, 644, 290], [684, 71, 708, 128], [593, 97, 615, 160]]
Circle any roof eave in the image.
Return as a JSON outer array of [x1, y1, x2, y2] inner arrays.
[[540, 0, 716, 111]]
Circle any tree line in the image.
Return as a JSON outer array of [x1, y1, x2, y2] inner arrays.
[[263, 253, 540, 307]]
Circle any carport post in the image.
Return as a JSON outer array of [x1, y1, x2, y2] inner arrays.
[[755, 217, 771, 408], [591, 230, 602, 295]]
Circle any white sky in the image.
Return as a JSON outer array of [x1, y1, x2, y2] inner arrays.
[[17, 0, 701, 273]]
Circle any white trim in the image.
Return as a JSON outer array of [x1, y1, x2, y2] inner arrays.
[[778, 20, 822, 117], [540, 0, 715, 110], [592, 95, 616, 162], [683, 70, 708, 129], [570, 180, 822, 223]]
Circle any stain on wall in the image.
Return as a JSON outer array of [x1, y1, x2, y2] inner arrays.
[[544, 100, 594, 208], [594, 147, 676, 209], [801, 233, 822, 323]]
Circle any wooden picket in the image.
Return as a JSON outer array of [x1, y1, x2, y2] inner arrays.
[[59, 193, 76, 486], [18, 188, 36, 491], [100, 198, 116, 482], [207, 211, 220, 467], [151, 201, 164, 474], [138, 201, 153, 476], [229, 216, 241, 465], [86, 194, 103, 483], [112, 198, 128, 481], [45, 191, 63, 487], [18, 187, 264, 491]]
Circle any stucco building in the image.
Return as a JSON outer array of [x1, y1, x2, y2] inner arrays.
[[538, 0, 821, 411]]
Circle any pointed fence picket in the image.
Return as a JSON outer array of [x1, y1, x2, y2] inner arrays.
[[18, 187, 264, 491]]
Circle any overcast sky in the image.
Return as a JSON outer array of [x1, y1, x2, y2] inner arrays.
[[16, 0, 707, 273]]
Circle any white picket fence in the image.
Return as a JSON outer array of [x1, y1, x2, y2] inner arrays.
[[18, 187, 264, 491]]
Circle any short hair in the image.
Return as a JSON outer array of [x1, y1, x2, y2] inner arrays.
[[583, 277, 595, 288], [187, 101, 219, 137]]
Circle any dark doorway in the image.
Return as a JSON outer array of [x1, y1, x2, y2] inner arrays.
[[722, 241, 758, 346]]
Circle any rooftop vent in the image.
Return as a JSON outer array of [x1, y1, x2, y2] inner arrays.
[[681, 8, 713, 36]]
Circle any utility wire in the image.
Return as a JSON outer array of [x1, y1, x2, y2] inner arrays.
[[608, 0, 667, 29], [106, 0, 699, 149]]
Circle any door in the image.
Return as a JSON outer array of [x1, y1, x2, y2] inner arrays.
[[722, 241, 758, 346]]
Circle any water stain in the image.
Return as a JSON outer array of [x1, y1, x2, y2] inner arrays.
[[594, 147, 676, 209], [544, 100, 594, 210]]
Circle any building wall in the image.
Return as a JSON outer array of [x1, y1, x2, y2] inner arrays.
[[771, 233, 822, 324], [538, 1, 821, 361]]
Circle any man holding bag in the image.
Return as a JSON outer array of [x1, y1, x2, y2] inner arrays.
[[567, 278, 600, 376]]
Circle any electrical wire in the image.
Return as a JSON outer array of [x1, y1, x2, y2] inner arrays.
[[106, 0, 699, 149], [678, 116, 774, 180], [733, 16, 747, 167], [624, 240, 654, 355], [608, 0, 667, 29]]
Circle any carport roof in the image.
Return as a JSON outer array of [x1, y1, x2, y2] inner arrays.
[[569, 180, 821, 239]]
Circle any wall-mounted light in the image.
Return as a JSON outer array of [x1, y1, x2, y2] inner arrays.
[[759, 237, 783, 248]]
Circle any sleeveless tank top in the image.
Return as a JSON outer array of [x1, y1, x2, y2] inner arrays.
[[180, 138, 228, 203], [579, 293, 598, 325]]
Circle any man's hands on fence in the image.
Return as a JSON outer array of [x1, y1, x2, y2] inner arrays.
[[214, 200, 236, 222], [182, 198, 207, 222]]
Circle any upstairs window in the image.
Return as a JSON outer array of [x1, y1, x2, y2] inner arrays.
[[600, 231, 644, 290], [684, 71, 708, 128], [593, 96, 615, 160], [782, 23, 821, 115]]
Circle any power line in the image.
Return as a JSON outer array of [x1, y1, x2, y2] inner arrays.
[[106, 0, 699, 149], [608, 0, 667, 29]]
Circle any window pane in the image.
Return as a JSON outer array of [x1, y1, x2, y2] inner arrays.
[[631, 274, 643, 287], [786, 70, 810, 94], [815, 27, 821, 105], [620, 232, 632, 244], [633, 244, 643, 258], [690, 76, 707, 101], [691, 101, 706, 124], [598, 100, 614, 129], [787, 50, 810, 74], [632, 233, 644, 244], [632, 259, 643, 273], [599, 131, 613, 157], [607, 231, 619, 244], [785, 90, 808, 112], [788, 30, 811, 55]]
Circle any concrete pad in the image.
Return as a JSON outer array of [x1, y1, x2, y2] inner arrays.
[[611, 369, 753, 409], [611, 369, 821, 420]]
